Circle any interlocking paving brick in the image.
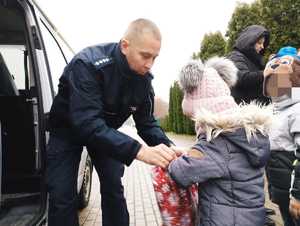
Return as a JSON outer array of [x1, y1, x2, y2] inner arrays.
[[79, 160, 162, 226]]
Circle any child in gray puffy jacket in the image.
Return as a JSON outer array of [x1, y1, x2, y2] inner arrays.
[[263, 46, 300, 226], [168, 57, 273, 226]]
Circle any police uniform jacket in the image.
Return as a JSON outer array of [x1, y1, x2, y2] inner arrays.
[[49, 42, 172, 165]]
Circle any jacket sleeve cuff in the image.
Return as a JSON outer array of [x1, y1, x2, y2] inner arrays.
[[168, 140, 175, 147], [124, 142, 142, 166], [291, 188, 300, 201]]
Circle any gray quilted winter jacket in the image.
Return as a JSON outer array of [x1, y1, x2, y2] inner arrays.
[[169, 104, 272, 226]]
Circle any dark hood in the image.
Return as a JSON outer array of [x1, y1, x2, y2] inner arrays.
[[222, 129, 270, 168], [234, 25, 270, 67]]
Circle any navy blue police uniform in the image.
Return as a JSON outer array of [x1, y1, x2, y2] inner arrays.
[[46, 42, 172, 226]]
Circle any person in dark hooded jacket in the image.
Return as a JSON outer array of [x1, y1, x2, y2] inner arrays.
[[228, 26, 275, 226], [168, 57, 272, 226], [227, 25, 271, 105]]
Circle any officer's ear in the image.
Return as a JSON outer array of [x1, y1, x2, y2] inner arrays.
[[120, 38, 130, 56]]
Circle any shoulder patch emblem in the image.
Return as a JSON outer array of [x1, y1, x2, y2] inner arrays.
[[94, 57, 113, 67]]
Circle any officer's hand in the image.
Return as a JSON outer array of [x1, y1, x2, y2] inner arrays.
[[290, 197, 300, 219], [136, 144, 176, 168], [171, 146, 188, 156]]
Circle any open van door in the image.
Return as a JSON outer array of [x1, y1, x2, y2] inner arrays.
[[0, 1, 92, 225], [0, 0, 48, 225]]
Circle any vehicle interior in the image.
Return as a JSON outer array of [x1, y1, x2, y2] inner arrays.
[[0, 2, 45, 225]]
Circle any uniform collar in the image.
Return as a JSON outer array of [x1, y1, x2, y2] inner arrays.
[[114, 43, 153, 80]]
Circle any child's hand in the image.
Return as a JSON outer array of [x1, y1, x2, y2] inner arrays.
[[290, 197, 300, 219], [187, 148, 204, 159]]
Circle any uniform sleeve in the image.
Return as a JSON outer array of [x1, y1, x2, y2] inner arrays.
[[68, 60, 141, 165], [228, 53, 264, 89], [132, 87, 173, 146], [168, 145, 226, 187]]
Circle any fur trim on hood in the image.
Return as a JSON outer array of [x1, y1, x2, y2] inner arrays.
[[195, 102, 273, 142]]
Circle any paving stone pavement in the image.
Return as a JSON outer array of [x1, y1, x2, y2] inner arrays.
[[79, 161, 162, 226], [79, 126, 284, 226], [79, 126, 162, 226]]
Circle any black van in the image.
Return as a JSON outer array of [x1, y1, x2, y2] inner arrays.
[[0, 0, 93, 225]]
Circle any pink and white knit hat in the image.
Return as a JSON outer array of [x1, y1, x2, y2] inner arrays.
[[179, 57, 238, 133]]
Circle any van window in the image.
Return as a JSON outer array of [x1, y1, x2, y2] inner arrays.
[[0, 45, 28, 91], [39, 20, 67, 94]]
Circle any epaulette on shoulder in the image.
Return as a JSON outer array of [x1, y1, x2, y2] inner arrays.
[[93, 57, 114, 69]]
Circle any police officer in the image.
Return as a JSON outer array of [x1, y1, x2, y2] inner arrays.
[[46, 18, 176, 226]]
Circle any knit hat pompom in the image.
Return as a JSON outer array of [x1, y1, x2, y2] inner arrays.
[[180, 57, 238, 122], [205, 56, 238, 87], [179, 59, 204, 94]]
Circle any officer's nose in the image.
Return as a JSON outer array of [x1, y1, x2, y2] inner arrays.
[[145, 59, 154, 70]]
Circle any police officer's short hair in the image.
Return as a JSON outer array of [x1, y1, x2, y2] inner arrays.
[[123, 18, 161, 42]]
